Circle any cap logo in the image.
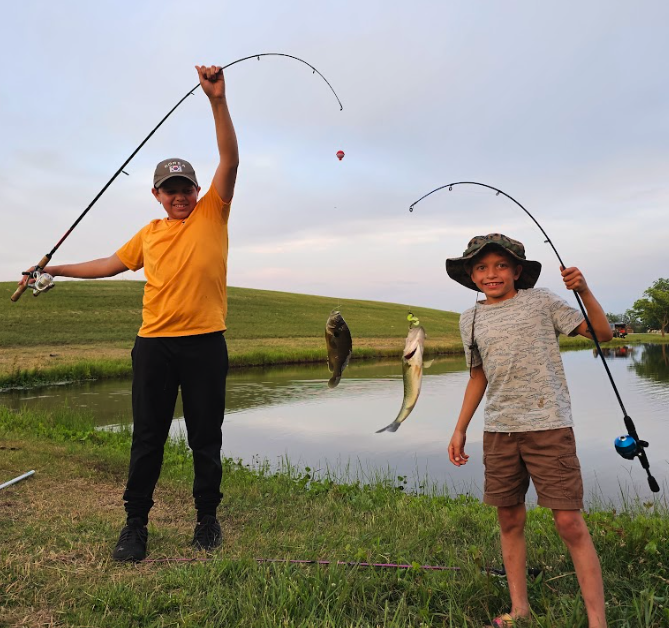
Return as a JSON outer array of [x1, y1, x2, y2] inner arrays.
[[153, 158, 197, 188]]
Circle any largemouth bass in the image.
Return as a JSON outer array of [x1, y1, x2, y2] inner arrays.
[[325, 310, 352, 389], [376, 325, 430, 433]]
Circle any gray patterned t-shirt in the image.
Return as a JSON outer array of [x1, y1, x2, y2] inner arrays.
[[459, 288, 584, 432]]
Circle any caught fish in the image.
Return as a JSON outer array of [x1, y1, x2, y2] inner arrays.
[[325, 310, 352, 389], [376, 323, 431, 433]]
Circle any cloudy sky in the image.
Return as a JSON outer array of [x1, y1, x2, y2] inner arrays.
[[2, 1, 668, 315]]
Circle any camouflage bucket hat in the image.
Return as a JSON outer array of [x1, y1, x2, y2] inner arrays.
[[446, 233, 542, 291]]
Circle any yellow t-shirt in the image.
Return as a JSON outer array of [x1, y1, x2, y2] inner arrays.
[[116, 186, 231, 337]]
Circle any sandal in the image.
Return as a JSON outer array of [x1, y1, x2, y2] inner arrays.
[[487, 613, 530, 627]]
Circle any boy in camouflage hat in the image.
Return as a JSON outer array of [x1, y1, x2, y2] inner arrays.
[[446, 233, 612, 628]]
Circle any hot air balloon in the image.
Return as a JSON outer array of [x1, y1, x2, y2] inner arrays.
[[336, 150, 345, 161]]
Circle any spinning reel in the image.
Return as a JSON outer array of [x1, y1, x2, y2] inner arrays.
[[22, 269, 55, 297]]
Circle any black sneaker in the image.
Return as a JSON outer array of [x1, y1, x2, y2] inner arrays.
[[192, 515, 222, 550], [112, 518, 148, 562]]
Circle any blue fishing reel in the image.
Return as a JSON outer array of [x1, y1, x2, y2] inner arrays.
[[614, 428, 659, 494], [614, 435, 644, 460]]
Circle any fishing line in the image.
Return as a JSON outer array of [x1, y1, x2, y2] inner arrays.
[[409, 181, 660, 493], [141, 556, 542, 578], [11, 53, 343, 303], [142, 557, 461, 570]]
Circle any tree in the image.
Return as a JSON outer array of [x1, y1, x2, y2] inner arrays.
[[622, 311, 643, 333], [607, 311, 641, 332], [629, 278, 669, 336]]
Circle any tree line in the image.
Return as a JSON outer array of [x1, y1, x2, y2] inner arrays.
[[606, 278, 669, 337]]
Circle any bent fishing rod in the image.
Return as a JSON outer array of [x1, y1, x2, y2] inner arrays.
[[11, 53, 343, 303], [410, 181, 660, 493]]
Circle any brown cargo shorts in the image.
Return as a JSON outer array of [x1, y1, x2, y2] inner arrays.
[[482, 427, 584, 510]]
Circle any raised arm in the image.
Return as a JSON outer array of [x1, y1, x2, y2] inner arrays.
[[196, 65, 239, 204], [561, 266, 614, 341]]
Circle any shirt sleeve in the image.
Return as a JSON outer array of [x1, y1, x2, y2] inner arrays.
[[544, 288, 585, 336], [459, 309, 482, 368], [116, 227, 146, 272], [196, 185, 231, 222]]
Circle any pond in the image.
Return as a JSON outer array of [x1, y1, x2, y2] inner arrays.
[[3, 344, 668, 507]]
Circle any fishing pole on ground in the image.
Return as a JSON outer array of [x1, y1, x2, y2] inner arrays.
[[11, 53, 343, 303], [409, 181, 660, 494], [0, 470, 35, 491]]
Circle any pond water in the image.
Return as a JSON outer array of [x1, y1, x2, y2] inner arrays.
[[3, 344, 668, 507]]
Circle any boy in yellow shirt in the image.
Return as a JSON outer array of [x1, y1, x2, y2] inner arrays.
[[25, 65, 238, 561]]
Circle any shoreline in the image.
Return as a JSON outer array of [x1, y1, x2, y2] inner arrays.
[[0, 335, 662, 390]]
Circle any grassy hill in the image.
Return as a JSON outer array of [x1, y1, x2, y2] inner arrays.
[[0, 280, 463, 386]]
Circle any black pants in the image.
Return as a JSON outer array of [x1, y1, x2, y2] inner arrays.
[[123, 332, 228, 523]]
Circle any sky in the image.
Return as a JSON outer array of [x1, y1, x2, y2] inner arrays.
[[2, 0, 668, 316]]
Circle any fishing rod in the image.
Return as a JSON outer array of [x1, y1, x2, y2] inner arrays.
[[11, 53, 343, 303], [409, 181, 660, 494]]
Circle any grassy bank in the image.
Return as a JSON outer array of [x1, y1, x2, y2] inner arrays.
[[1, 280, 664, 388], [1, 406, 668, 627], [0, 280, 461, 388]]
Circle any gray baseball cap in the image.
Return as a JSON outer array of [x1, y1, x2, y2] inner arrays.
[[153, 158, 199, 188]]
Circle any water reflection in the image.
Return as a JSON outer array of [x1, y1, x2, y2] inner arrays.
[[595, 346, 636, 359], [630, 343, 669, 386], [2, 346, 667, 506], [0, 356, 467, 426]]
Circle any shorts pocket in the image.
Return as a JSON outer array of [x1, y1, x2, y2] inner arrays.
[[557, 454, 583, 500], [558, 454, 580, 470]]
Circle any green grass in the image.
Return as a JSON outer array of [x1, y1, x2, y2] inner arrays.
[[1, 280, 464, 387], [0, 281, 461, 345], [1, 406, 668, 627]]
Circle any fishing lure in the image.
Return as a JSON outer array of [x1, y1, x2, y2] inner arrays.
[[409, 181, 660, 493], [12, 53, 343, 302]]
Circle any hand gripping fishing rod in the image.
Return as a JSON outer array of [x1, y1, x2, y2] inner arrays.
[[11, 53, 343, 302], [410, 181, 660, 493]]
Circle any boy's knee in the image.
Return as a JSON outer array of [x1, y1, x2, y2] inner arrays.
[[553, 510, 588, 544], [497, 505, 526, 533]]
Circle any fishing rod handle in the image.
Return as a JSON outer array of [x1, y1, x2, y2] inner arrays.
[[10, 284, 28, 303], [10, 254, 51, 302]]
